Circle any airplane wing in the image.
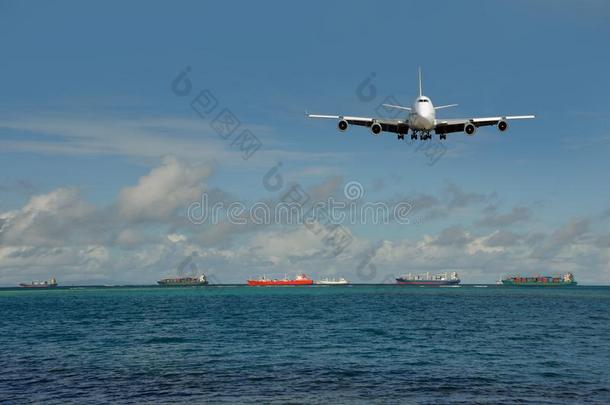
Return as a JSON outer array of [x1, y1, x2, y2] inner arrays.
[[307, 114, 409, 134], [435, 115, 535, 135]]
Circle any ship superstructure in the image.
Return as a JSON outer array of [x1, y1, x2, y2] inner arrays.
[[316, 277, 349, 285]]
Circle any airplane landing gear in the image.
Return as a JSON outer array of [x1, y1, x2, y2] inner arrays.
[[421, 131, 432, 140], [398, 134, 405, 140], [410, 131, 434, 140], [440, 134, 447, 140]]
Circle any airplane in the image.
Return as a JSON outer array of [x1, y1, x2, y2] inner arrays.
[[307, 68, 535, 141]]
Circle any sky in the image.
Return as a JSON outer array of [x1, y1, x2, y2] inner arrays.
[[1, 0, 609, 285]]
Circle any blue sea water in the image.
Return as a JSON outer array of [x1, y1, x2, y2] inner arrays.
[[1, 285, 609, 404]]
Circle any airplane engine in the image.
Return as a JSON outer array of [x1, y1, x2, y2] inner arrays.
[[497, 120, 508, 132], [464, 123, 476, 136], [371, 122, 382, 135], [338, 119, 349, 131]]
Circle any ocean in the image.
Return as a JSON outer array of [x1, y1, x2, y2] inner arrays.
[[1, 285, 609, 404]]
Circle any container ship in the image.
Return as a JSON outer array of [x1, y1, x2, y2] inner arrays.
[[19, 277, 58, 288], [157, 274, 208, 286], [316, 277, 349, 285], [247, 273, 313, 286], [501, 272, 577, 287], [396, 272, 460, 286]]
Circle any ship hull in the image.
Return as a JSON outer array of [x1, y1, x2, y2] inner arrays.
[[247, 280, 313, 286], [157, 281, 208, 286], [396, 279, 460, 286], [501, 280, 577, 287], [316, 281, 349, 285], [19, 284, 58, 288], [157, 276, 208, 286]]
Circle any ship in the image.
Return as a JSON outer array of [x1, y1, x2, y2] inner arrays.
[[19, 277, 58, 288], [157, 274, 208, 286], [247, 273, 313, 286], [396, 271, 460, 286], [501, 272, 577, 287], [316, 277, 349, 285]]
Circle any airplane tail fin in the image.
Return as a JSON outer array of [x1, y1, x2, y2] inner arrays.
[[418, 67, 423, 97]]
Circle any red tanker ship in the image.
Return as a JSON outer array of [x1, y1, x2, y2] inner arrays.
[[247, 273, 313, 286]]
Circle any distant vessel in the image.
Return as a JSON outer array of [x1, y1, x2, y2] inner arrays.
[[316, 277, 349, 285], [501, 272, 577, 287], [157, 275, 208, 286], [396, 272, 460, 286], [247, 274, 313, 286], [19, 277, 58, 288]]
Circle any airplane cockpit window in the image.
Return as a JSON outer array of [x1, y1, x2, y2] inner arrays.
[[418, 99, 428, 103]]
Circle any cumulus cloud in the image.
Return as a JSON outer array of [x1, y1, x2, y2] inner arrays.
[[0, 244, 110, 276], [484, 230, 523, 248], [531, 218, 591, 259], [432, 225, 473, 247], [117, 156, 212, 221], [246, 228, 326, 265], [0, 156, 216, 284], [389, 182, 496, 224], [0, 188, 94, 246], [2, 164, 610, 285]]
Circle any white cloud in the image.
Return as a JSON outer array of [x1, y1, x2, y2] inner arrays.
[[0, 114, 238, 162], [246, 227, 325, 263], [0, 112, 348, 170], [167, 233, 187, 243], [117, 155, 212, 221], [0, 188, 94, 246], [1, 164, 610, 285]]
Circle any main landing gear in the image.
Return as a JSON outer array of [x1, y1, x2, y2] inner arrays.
[[408, 131, 433, 140], [402, 130, 446, 141]]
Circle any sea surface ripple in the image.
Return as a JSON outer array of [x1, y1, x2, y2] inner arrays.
[[1, 285, 609, 404]]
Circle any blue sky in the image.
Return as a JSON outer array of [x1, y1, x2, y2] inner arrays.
[[1, 0, 609, 285]]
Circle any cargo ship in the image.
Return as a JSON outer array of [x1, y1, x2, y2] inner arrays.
[[157, 274, 208, 286], [501, 272, 577, 287], [247, 273, 313, 286], [396, 271, 460, 286], [316, 277, 349, 285], [19, 277, 58, 288]]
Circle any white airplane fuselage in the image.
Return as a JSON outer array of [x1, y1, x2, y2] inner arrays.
[[408, 96, 436, 131]]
